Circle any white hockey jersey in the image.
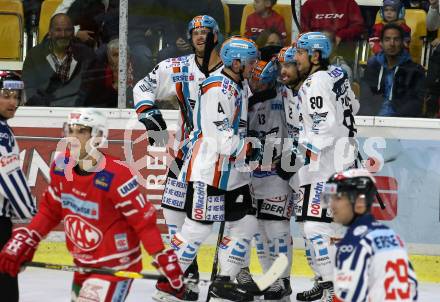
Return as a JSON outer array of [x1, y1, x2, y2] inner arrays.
[[248, 85, 290, 199], [181, 72, 250, 191], [133, 54, 223, 158], [297, 66, 360, 187], [334, 214, 418, 302]]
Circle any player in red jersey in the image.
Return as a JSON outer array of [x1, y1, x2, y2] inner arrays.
[[0, 108, 184, 302]]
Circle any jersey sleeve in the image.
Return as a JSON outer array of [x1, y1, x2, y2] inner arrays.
[[334, 240, 372, 302], [133, 59, 175, 119], [111, 167, 165, 255], [0, 133, 36, 220], [26, 162, 64, 237], [300, 76, 337, 153], [199, 85, 246, 157]]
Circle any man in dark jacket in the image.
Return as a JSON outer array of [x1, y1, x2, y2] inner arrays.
[[23, 13, 95, 107], [360, 23, 426, 117]]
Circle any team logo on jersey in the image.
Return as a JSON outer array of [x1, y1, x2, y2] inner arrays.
[[64, 215, 103, 251], [213, 118, 230, 131], [94, 170, 114, 191], [353, 225, 368, 236], [114, 233, 129, 252], [219, 236, 231, 249], [117, 176, 138, 197], [309, 112, 328, 133], [171, 235, 183, 250], [61, 193, 99, 219]]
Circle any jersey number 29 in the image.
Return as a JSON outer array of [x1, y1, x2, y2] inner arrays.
[[384, 259, 410, 300]]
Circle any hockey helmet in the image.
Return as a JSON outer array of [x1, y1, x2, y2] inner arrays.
[[220, 37, 259, 68], [323, 169, 378, 209], [277, 46, 296, 64], [187, 15, 219, 40], [251, 60, 278, 85], [64, 108, 108, 145], [0, 71, 24, 101], [381, 0, 405, 20], [296, 32, 332, 60]]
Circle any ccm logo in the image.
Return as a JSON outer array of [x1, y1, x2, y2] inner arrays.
[[315, 13, 344, 19]]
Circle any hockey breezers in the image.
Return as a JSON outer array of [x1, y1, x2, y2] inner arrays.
[[24, 253, 288, 292]]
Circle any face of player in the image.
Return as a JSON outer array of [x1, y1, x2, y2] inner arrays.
[[0, 90, 19, 119], [65, 124, 93, 161], [381, 28, 403, 57], [294, 48, 312, 78], [242, 59, 258, 80], [329, 193, 355, 225], [49, 15, 74, 50], [383, 6, 398, 22], [249, 77, 269, 93], [279, 62, 299, 86], [191, 27, 215, 57]]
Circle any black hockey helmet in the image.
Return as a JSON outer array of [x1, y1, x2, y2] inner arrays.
[[323, 168, 377, 209]]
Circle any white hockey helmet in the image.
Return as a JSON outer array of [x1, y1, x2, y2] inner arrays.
[[65, 108, 108, 142]]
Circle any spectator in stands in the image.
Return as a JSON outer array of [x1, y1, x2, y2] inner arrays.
[[403, 0, 430, 11], [369, 0, 411, 55], [360, 23, 426, 117], [23, 13, 95, 107], [300, 0, 365, 45], [84, 38, 135, 108], [245, 0, 287, 43], [323, 30, 354, 83], [425, 0, 440, 117], [427, 0, 440, 32], [54, 0, 118, 48], [255, 28, 283, 48]]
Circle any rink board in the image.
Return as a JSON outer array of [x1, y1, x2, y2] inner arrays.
[[9, 108, 440, 282]]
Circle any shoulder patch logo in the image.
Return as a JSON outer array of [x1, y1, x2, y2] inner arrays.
[[117, 176, 138, 197], [94, 170, 114, 191]]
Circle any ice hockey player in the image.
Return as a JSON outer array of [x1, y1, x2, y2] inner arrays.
[[293, 32, 359, 301], [159, 36, 259, 302], [324, 168, 418, 302], [0, 108, 184, 302], [0, 71, 36, 302], [133, 15, 223, 300], [239, 58, 293, 301]]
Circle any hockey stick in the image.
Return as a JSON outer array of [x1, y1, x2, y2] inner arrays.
[[24, 254, 288, 293], [206, 220, 226, 301], [291, 0, 301, 34]]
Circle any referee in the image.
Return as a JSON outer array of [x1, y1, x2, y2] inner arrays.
[[0, 71, 36, 301]]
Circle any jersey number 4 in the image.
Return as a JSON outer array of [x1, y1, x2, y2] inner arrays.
[[384, 259, 410, 300]]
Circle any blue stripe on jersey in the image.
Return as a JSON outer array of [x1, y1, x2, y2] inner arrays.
[[0, 174, 25, 218], [135, 100, 154, 110], [16, 169, 36, 213], [219, 160, 232, 190], [8, 172, 33, 215], [202, 76, 223, 87], [352, 252, 371, 301]]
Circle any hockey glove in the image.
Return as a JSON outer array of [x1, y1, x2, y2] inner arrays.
[[0, 227, 42, 277], [139, 108, 168, 146], [152, 248, 184, 290]]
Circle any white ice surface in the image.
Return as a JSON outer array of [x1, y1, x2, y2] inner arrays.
[[19, 268, 440, 301]]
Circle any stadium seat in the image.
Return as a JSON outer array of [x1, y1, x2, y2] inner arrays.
[[0, 0, 24, 60], [240, 3, 292, 45], [39, 0, 62, 43], [374, 9, 427, 64], [221, 1, 231, 36]]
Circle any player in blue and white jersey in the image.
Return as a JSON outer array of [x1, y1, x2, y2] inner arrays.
[[324, 168, 418, 302]]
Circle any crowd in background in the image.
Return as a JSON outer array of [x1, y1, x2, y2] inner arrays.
[[4, 0, 440, 117]]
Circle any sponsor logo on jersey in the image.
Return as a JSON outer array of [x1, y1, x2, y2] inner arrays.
[[271, 102, 284, 111], [117, 176, 138, 197], [231, 240, 248, 258], [309, 112, 328, 133], [373, 233, 401, 250], [93, 170, 114, 191], [171, 235, 183, 250], [193, 182, 206, 220], [61, 193, 99, 219], [172, 72, 193, 83], [309, 182, 324, 216], [64, 215, 103, 251], [339, 245, 354, 253], [114, 233, 129, 252], [219, 236, 231, 249], [0, 154, 19, 167]]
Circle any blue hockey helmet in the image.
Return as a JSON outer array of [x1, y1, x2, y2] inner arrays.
[[187, 15, 220, 40], [296, 32, 332, 60], [220, 37, 259, 68], [251, 60, 278, 85], [381, 0, 405, 20], [277, 46, 297, 63]]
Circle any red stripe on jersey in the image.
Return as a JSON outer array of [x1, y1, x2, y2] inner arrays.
[[186, 133, 203, 181], [212, 155, 223, 188], [202, 81, 222, 94], [135, 104, 152, 114]]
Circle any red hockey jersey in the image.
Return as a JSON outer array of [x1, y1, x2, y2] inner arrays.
[[28, 153, 164, 271], [300, 0, 365, 41], [245, 10, 287, 41]]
